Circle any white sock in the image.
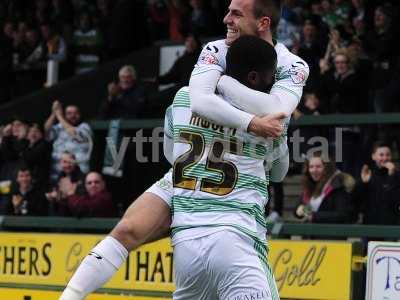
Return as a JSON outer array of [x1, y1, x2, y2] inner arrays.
[[60, 236, 128, 300]]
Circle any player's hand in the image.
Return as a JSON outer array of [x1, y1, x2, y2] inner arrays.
[[247, 113, 287, 138], [361, 164, 371, 183], [383, 162, 396, 176]]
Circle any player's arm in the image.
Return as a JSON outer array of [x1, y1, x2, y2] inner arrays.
[[217, 61, 309, 116], [163, 105, 174, 165], [266, 144, 289, 183], [190, 42, 285, 138]]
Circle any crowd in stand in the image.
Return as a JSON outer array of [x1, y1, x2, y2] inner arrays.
[[0, 0, 399, 225], [0, 102, 116, 218]]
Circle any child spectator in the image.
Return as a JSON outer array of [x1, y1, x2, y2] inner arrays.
[[354, 141, 400, 225]]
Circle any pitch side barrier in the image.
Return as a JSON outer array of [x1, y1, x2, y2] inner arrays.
[[88, 113, 400, 130], [0, 217, 398, 299], [0, 216, 399, 239]]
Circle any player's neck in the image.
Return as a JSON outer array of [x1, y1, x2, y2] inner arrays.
[[260, 32, 273, 46]]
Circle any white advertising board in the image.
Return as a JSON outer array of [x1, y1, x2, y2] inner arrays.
[[159, 45, 185, 91], [366, 241, 400, 300]]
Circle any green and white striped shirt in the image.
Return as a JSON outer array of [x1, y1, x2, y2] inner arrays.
[[165, 87, 287, 245]]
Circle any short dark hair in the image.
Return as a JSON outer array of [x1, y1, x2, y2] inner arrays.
[[253, 0, 282, 33], [226, 35, 277, 84], [372, 141, 391, 154], [17, 166, 31, 175]]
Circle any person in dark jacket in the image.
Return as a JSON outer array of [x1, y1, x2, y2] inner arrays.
[[63, 171, 115, 218], [354, 141, 400, 225], [6, 167, 48, 216], [21, 123, 52, 189], [99, 65, 146, 119], [319, 49, 365, 114], [295, 152, 355, 223], [157, 34, 201, 89], [0, 118, 29, 182]]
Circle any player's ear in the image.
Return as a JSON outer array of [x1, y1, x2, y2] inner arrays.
[[257, 16, 271, 32], [247, 71, 259, 87]]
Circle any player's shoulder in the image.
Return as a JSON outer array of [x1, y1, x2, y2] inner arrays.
[[202, 39, 228, 53], [196, 39, 228, 72], [275, 42, 309, 85], [275, 42, 309, 71]]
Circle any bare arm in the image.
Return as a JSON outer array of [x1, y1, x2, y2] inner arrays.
[[44, 113, 57, 136]]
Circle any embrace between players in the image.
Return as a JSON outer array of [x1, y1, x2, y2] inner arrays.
[[60, 0, 309, 299]]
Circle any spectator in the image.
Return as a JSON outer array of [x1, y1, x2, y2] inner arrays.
[[45, 101, 92, 183], [99, 65, 146, 119], [292, 20, 326, 89], [319, 26, 349, 74], [94, 0, 113, 56], [354, 141, 400, 225], [146, 34, 201, 91], [332, 0, 351, 26], [362, 5, 398, 113], [21, 123, 52, 189], [188, 0, 215, 37], [291, 92, 327, 173], [319, 49, 366, 175], [319, 49, 364, 113], [0, 118, 29, 183], [167, 0, 190, 42], [276, 0, 301, 49], [346, 38, 372, 90], [40, 22, 67, 63], [294, 152, 355, 223], [72, 11, 103, 74], [14, 28, 47, 95], [349, 0, 366, 37], [61, 171, 115, 217], [148, 0, 169, 41], [18, 28, 45, 69], [321, 0, 340, 28], [6, 167, 48, 216], [46, 151, 85, 215]]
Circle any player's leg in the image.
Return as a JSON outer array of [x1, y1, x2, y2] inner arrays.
[[60, 171, 173, 300], [111, 191, 171, 250], [208, 230, 279, 300]]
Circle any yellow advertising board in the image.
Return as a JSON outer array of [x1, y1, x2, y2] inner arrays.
[[0, 288, 169, 300], [269, 240, 353, 300], [0, 233, 353, 300]]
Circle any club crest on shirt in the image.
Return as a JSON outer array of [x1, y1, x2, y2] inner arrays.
[[199, 53, 219, 65], [288, 67, 307, 84]]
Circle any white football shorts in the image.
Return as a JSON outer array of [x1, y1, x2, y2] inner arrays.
[[173, 229, 279, 300], [145, 168, 173, 207]]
